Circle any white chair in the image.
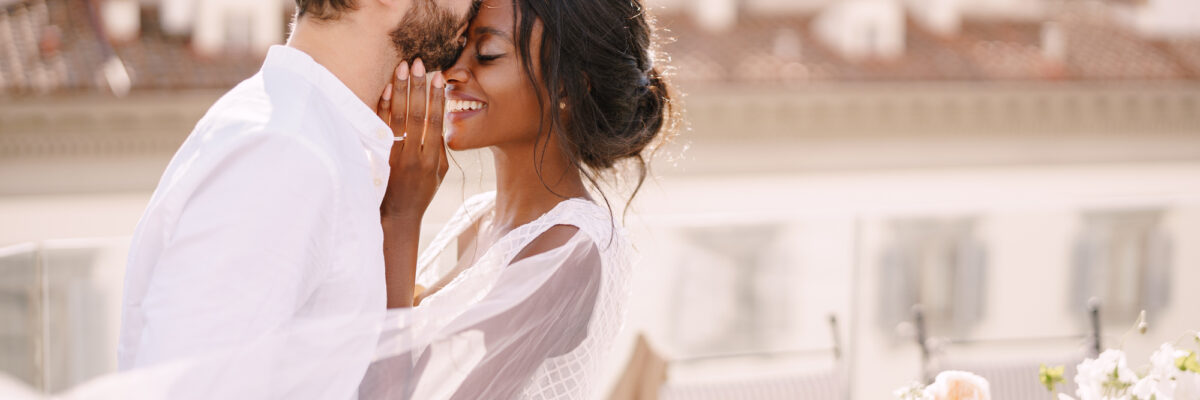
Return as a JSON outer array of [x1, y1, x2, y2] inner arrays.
[[610, 315, 846, 400]]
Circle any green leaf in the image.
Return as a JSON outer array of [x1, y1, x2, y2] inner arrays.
[[1039, 364, 1065, 392], [1177, 351, 1200, 374], [1102, 365, 1131, 395]]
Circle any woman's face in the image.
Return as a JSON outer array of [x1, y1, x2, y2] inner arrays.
[[442, 0, 546, 151]]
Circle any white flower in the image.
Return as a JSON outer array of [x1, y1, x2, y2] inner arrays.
[[1131, 375, 1173, 400], [1127, 343, 1193, 400], [1075, 350, 1139, 400], [1176, 372, 1200, 400], [924, 371, 991, 400], [1151, 343, 1190, 379]]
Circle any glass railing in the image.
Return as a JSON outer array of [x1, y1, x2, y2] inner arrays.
[[0, 237, 129, 393]]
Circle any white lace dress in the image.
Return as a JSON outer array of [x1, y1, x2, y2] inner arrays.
[[359, 191, 636, 400]]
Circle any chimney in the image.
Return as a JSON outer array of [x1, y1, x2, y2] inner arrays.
[[907, 0, 961, 36], [160, 0, 196, 36], [813, 0, 906, 61], [693, 0, 738, 32], [193, 0, 285, 56], [1041, 21, 1066, 62], [100, 0, 140, 43]]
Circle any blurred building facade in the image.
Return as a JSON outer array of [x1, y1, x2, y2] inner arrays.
[[2, 0, 1199, 398]]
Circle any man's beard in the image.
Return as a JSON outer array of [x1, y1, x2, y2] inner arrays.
[[389, 0, 464, 71]]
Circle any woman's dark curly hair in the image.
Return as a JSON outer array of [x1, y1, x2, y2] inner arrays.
[[511, 0, 678, 215]]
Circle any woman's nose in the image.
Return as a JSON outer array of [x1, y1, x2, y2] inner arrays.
[[444, 60, 470, 85]]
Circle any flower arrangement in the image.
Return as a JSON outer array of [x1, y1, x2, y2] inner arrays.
[[897, 312, 1199, 400], [1044, 332, 1200, 400], [895, 370, 992, 400]]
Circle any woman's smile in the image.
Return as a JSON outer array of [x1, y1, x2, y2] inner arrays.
[[446, 96, 487, 123]]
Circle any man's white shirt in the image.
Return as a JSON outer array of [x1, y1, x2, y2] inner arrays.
[[118, 45, 394, 369]]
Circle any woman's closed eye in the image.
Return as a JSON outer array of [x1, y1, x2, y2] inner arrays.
[[472, 29, 511, 64], [475, 40, 507, 62], [476, 52, 505, 63]]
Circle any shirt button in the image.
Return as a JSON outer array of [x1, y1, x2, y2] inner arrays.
[[374, 178, 384, 187]]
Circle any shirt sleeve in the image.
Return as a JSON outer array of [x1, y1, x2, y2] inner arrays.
[[130, 133, 338, 368], [359, 230, 605, 400]]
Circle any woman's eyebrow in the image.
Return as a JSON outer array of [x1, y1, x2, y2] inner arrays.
[[472, 26, 513, 43]]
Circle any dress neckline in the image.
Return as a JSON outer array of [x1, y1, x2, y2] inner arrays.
[[469, 195, 591, 231], [415, 192, 597, 287], [462, 194, 594, 258], [414, 194, 597, 305]]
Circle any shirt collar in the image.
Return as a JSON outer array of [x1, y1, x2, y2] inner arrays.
[[261, 45, 394, 151]]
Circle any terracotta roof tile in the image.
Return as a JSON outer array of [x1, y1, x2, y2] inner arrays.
[[1, 0, 263, 97], [3, 0, 1198, 97], [656, 12, 1200, 84]]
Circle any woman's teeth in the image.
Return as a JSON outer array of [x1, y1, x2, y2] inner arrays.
[[447, 99, 486, 112]]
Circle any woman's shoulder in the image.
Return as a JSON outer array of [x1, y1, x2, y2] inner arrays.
[[511, 224, 584, 264], [554, 198, 622, 236], [529, 198, 632, 262]]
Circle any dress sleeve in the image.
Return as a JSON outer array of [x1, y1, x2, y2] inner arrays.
[[41, 225, 607, 399], [129, 133, 337, 369], [359, 229, 604, 400]]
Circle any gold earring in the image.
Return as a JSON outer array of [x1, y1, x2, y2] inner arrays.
[[559, 101, 567, 110]]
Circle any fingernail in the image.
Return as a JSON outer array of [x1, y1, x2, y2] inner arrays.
[[383, 83, 392, 100], [432, 72, 445, 89], [396, 62, 408, 81], [412, 59, 425, 78]]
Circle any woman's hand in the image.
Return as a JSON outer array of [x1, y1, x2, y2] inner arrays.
[[377, 58, 449, 223], [376, 58, 448, 309]]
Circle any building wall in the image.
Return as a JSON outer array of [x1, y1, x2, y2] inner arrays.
[[3, 80, 1200, 396], [623, 163, 1200, 398]]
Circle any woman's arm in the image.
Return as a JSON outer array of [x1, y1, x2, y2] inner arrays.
[[376, 59, 449, 309], [382, 217, 423, 308]]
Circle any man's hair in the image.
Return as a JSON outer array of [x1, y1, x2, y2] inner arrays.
[[295, 0, 357, 20]]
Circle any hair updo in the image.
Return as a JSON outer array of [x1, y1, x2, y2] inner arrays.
[[511, 0, 678, 209]]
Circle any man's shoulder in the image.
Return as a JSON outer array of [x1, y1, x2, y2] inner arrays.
[[189, 69, 353, 156], [203, 71, 320, 136], [160, 76, 339, 188], [154, 66, 365, 200]]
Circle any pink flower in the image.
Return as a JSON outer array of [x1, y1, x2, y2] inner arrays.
[[924, 371, 991, 400]]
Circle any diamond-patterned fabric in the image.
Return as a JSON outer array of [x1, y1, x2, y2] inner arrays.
[[413, 192, 634, 400]]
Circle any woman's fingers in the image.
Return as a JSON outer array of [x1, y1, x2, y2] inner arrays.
[[387, 63, 409, 164], [404, 59, 427, 156], [390, 62, 409, 138], [378, 60, 447, 225], [387, 59, 446, 179], [424, 72, 447, 164]]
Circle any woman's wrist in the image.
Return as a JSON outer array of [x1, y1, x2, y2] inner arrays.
[[381, 213, 422, 233], [381, 216, 420, 309]]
